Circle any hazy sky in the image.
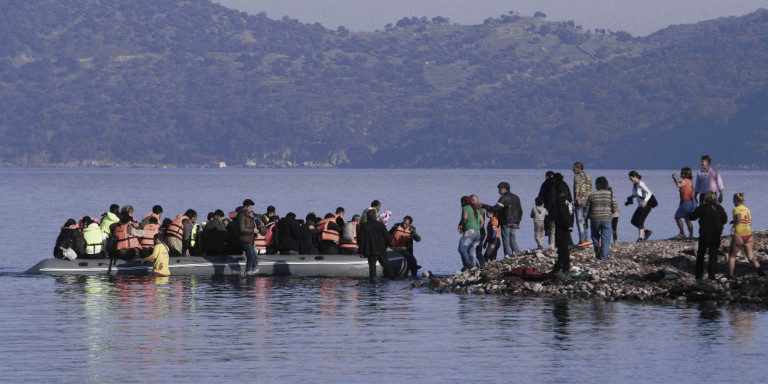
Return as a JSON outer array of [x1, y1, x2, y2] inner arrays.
[[216, 0, 768, 36]]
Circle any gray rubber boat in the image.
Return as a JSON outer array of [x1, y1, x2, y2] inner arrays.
[[26, 251, 409, 278]]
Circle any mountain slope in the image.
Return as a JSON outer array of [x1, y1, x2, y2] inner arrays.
[[0, 1, 766, 168]]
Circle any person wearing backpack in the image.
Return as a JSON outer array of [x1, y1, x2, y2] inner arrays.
[[549, 174, 574, 275]]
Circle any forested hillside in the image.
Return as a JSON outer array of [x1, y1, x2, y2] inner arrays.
[[1, 0, 767, 168]]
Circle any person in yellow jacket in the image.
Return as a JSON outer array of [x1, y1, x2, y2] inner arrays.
[[100, 204, 121, 237], [143, 233, 170, 276]]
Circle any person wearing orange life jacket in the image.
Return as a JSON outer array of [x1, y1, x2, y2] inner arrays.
[[339, 214, 361, 255], [317, 213, 342, 254], [388, 215, 422, 276], [140, 205, 163, 228], [140, 216, 161, 257], [166, 209, 197, 257], [114, 212, 145, 259], [254, 215, 269, 254], [255, 216, 279, 254]]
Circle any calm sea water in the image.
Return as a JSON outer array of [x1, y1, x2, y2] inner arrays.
[[1, 168, 767, 383]]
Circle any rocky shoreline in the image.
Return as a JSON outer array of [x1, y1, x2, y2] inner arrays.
[[412, 231, 768, 306]]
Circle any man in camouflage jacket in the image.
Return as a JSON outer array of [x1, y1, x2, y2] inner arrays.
[[572, 162, 592, 245]]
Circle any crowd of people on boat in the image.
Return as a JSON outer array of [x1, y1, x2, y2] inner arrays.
[[458, 155, 763, 280], [53, 199, 421, 281]]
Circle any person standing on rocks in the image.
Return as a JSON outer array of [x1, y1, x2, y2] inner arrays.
[[694, 155, 724, 204], [609, 186, 620, 243], [572, 162, 593, 246], [459, 195, 484, 270], [689, 191, 727, 280], [530, 197, 548, 250], [728, 193, 764, 279], [549, 174, 574, 276], [672, 167, 697, 239], [626, 171, 656, 242], [537, 172, 558, 249], [584, 177, 619, 260], [484, 182, 522, 257]]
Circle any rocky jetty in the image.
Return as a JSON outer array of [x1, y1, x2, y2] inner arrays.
[[412, 231, 768, 305]]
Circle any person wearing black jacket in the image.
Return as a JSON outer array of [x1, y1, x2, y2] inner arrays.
[[54, 219, 86, 260], [277, 212, 307, 255], [484, 182, 523, 258], [689, 191, 728, 280], [201, 213, 227, 256], [550, 174, 574, 275], [537, 171, 558, 249], [358, 209, 394, 283]]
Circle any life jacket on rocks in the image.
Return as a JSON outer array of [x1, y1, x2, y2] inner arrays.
[[340, 221, 358, 250], [167, 216, 189, 240], [316, 218, 340, 244], [82, 224, 104, 254], [390, 225, 411, 248], [141, 223, 160, 249], [115, 224, 140, 251]]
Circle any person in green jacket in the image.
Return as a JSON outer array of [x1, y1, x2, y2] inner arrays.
[[100, 204, 120, 237]]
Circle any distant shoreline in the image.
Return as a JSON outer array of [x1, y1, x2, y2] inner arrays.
[[0, 164, 765, 171]]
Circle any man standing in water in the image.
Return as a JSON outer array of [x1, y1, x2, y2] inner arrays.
[[358, 209, 394, 283], [694, 155, 724, 204], [484, 182, 522, 257]]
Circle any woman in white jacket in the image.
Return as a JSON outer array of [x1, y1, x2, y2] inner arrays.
[[626, 170, 656, 242]]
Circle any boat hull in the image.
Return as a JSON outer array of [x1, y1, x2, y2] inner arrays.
[[26, 252, 409, 278]]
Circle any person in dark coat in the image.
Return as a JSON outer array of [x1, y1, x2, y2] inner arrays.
[[54, 219, 86, 260], [550, 173, 574, 275], [201, 212, 228, 256], [537, 171, 559, 249], [484, 182, 523, 257], [358, 209, 394, 283], [689, 191, 728, 280], [277, 212, 307, 255]]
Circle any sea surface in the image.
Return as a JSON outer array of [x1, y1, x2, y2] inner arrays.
[[1, 168, 767, 383]]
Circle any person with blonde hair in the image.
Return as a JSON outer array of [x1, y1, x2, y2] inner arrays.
[[728, 193, 764, 278]]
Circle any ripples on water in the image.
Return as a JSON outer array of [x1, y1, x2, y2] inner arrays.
[[1, 169, 767, 382]]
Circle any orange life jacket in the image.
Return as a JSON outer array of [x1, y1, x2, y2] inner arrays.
[[340, 221, 358, 249], [115, 224, 140, 251], [254, 231, 266, 250], [488, 218, 501, 239], [141, 223, 160, 249], [166, 216, 188, 240], [317, 218, 340, 244], [390, 225, 411, 247]]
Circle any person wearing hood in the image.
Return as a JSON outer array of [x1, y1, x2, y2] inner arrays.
[[550, 173, 574, 276], [100, 204, 120, 238], [54, 219, 86, 260], [278, 212, 307, 255]]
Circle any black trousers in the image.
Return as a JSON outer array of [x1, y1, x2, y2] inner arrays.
[[395, 247, 420, 276], [696, 233, 721, 279], [631, 205, 653, 229], [611, 217, 619, 241], [319, 242, 339, 255], [553, 226, 570, 273], [484, 238, 500, 262], [367, 252, 394, 282], [339, 247, 358, 255]]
